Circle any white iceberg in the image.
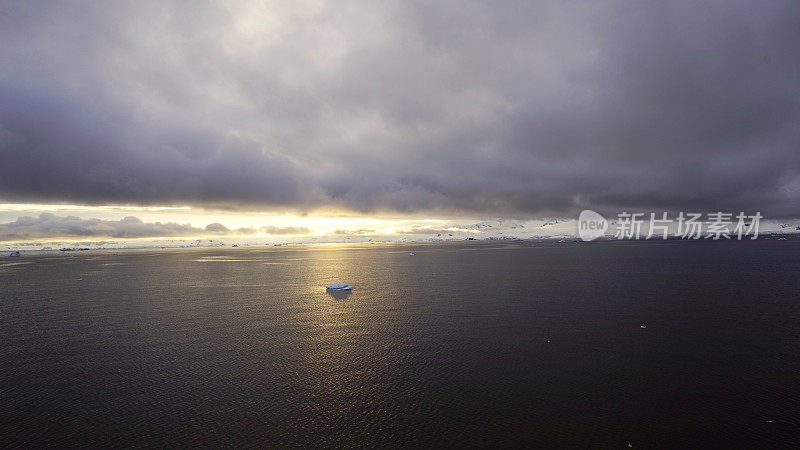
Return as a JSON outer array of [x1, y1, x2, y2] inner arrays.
[[326, 282, 353, 291]]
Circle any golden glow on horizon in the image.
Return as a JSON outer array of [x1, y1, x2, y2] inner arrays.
[[0, 202, 487, 242]]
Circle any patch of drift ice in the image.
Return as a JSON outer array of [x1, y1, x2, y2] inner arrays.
[[326, 282, 353, 291]]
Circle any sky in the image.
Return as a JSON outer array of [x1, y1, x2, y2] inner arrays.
[[1, 0, 799, 243]]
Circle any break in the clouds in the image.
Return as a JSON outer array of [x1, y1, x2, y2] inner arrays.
[[1, 0, 799, 217], [0, 213, 307, 240]]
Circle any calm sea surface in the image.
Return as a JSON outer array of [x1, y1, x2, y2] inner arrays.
[[1, 240, 799, 447]]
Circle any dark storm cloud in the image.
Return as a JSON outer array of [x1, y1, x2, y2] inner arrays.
[[1, 0, 798, 216]]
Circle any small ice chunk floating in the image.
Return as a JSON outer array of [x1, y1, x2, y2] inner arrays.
[[326, 282, 353, 291]]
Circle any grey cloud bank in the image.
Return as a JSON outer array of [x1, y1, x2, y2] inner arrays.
[[1, 0, 798, 217], [0, 214, 206, 240], [0, 213, 305, 240], [261, 225, 310, 235]]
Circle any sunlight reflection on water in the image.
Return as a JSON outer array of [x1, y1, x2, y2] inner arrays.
[[2, 241, 800, 447]]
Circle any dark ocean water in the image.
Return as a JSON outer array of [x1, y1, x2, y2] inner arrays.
[[1, 240, 799, 448]]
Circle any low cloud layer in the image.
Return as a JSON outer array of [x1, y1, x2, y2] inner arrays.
[[261, 225, 310, 235], [0, 213, 306, 241], [1, 1, 799, 217]]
